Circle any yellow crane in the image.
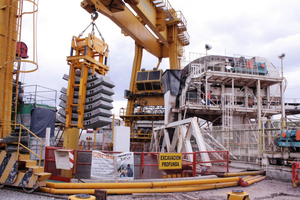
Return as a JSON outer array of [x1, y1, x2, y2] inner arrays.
[[0, 0, 51, 192], [81, 0, 190, 141], [0, 0, 189, 190]]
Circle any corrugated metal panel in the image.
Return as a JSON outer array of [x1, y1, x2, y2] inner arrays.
[[76, 151, 92, 179]]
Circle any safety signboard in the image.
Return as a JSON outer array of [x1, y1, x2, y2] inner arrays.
[[159, 153, 182, 170], [91, 151, 134, 180]]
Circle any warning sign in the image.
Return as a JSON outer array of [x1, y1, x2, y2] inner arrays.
[[159, 153, 182, 170]]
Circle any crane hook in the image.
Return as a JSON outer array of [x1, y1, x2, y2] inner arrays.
[[91, 8, 98, 21]]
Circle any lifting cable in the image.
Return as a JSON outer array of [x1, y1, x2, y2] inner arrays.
[[78, 6, 105, 42]]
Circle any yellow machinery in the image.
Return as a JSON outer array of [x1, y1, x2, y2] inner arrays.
[[65, 33, 109, 129], [0, 0, 190, 190], [0, 125, 51, 193], [68, 194, 96, 200], [81, 0, 190, 142], [1, 0, 190, 150], [0, 0, 51, 192], [59, 14, 114, 153], [227, 190, 249, 200], [0, 0, 20, 138]]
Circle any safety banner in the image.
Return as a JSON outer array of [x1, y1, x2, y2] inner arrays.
[[91, 151, 134, 180], [159, 153, 182, 170]]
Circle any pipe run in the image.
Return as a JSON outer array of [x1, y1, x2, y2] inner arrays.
[[242, 175, 261, 182], [40, 181, 239, 195], [216, 171, 266, 177], [46, 177, 240, 189], [239, 175, 266, 187]]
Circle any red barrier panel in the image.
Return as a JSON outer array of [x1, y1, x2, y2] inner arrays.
[[44, 146, 71, 182], [44, 147, 229, 181]]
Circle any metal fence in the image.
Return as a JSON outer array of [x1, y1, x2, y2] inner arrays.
[[202, 119, 298, 164], [44, 147, 229, 181]]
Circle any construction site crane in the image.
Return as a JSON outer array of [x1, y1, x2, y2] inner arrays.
[[0, 0, 51, 192], [0, 0, 190, 190], [81, 0, 190, 141], [1, 0, 190, 146]]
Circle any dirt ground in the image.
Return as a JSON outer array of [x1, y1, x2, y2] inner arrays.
[[107, 179, 300, 200]]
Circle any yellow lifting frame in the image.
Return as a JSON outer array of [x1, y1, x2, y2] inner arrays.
[[65, 34, 109, 129]]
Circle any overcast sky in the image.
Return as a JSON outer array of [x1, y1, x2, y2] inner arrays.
[[20, 0, 300, 116]]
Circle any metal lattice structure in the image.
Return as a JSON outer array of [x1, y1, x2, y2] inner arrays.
[[160, 53, 300, 165]]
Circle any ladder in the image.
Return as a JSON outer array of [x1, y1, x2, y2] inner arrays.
[[222, 93, 233, 149]]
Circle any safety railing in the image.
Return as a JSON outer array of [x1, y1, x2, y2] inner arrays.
[[204, 119, 288, 163], [44, 147, 229, 181], [138, 151, 229, 179], [285, 98, 300, 105], [1, 124, 44, 167], [151, 0, 189, 46], [186, 54, 273, 76], [184, 90, 283, 111], [22, 84, 57, 108], [119, 106, 165, 118]]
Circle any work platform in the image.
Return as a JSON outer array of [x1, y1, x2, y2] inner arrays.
[[149, 54, 300, 169], [179, 55, 285, 125]]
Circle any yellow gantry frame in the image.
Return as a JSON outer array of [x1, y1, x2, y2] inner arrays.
[[81, 0, 189, 137], [0, 0, 38, 138], [81, 0, 188, 66], [65, 33, 109, 128]]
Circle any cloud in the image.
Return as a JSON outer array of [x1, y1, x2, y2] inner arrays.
[[19, 0, 300, 110]]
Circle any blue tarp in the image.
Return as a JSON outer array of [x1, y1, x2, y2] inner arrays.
[[30, 106, 56, 137]]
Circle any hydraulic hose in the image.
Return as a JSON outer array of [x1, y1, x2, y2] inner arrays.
[[46, 177, 240, 189], [241, 176, 253, 181], [216, 171, 265, 177], [240, 175, 266, 187], [40, 181, 239, 195], [242, 175, 261, 182]]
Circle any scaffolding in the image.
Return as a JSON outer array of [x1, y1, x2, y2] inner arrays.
[[176, 53, 300, 165]]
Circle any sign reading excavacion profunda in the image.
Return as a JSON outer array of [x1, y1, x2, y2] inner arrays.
[[159, 153, 182, 170]]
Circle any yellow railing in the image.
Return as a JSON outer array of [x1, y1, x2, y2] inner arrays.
[[10, 124, 43, 168]]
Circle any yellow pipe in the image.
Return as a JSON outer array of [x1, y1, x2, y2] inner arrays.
[[217, 171, 265, 177], [161, 181, 238, 189], [246, 176, 266, 186], [93, 129, 97, 150], [40, 181, 239, 195], [111, 114, 115, 148], [240, 175, 266, 187], [46, 177, 240, 189], [241, 176, 253, 181], [242, 176, 259, 182], [106, 182, 239, 195], [39, 187, 95, 195]]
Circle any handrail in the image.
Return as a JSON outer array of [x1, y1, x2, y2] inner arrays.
[[71, 149, 229, 179], [11, 124, 43, 168], [119, 106, 165, 117]]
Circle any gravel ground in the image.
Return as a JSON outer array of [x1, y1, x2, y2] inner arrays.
[[1, 179, 300, 200], [0, 189, 66, 200], [106, 179, 300, 200]]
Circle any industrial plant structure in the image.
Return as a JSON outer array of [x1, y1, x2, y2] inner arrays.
[[150, 53, 300, 167]]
